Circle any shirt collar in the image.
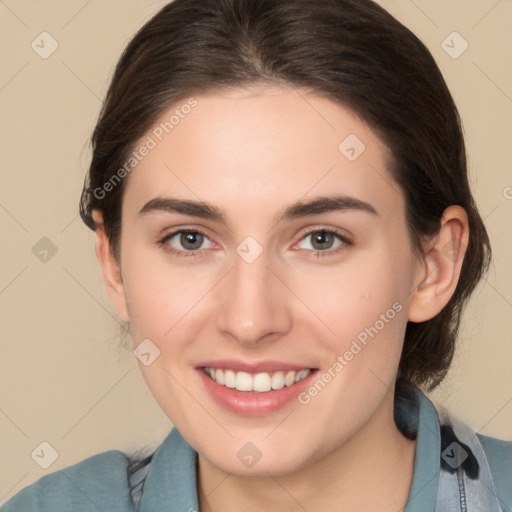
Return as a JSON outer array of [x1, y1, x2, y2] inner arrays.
[[404, 386, 441, 511], [137, 427, 199, 512]]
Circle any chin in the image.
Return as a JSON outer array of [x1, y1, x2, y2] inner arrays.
[[204, 448, 311, 477]]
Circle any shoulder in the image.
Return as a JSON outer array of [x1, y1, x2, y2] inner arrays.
[[1, 450, 134, 512], [478, 432, 512, 463], [435, 399, 512, 511], [477, 433, 512, 512]]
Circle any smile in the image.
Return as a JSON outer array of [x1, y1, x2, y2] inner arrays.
[[202, 367, 312, 393]]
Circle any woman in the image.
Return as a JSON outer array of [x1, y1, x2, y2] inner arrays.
[[3, 0, 510, 510]]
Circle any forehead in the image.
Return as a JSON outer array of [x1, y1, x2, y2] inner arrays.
[[122, 85, 403, 223]]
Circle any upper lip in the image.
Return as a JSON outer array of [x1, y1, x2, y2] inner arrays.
[[197, 359, 317, 374]]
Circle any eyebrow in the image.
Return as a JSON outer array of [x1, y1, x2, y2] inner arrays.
[[138, 195, 379, 224]]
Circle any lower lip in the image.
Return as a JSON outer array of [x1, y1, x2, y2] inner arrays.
[[196, 368, 317, 417]]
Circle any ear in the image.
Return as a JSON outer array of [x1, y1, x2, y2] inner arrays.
[[91, 209, 130, 323], [408, 205, 469, 322]]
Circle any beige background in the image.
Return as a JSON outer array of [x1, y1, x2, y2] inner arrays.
[[1, 0, 511, 504]]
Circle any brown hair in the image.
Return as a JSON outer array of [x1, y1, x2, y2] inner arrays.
[[79, 0, 491, 395]]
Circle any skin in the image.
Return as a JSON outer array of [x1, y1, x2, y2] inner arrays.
[[92, 84, 469, 512]]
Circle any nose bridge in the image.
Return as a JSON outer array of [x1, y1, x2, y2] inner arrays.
[[215, 247, 292, 345]]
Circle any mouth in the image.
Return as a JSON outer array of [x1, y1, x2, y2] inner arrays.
[[201, 367, 313, 393], [195, 360, 319, 416]]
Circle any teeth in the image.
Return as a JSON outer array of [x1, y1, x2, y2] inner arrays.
[[215, 368, 224, 385], [224, 369, 236, 388], [285, 370, 296, 386], [236, 371, 253, 391], [203, 367, 312, 392], [271, 371, 285, 390], [253, 372, 271, 392]]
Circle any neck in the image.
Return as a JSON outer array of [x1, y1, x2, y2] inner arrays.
[[197, 389, 417, 512]]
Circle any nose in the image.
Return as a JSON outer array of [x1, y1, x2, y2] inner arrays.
[[215, 250, 293, 347]]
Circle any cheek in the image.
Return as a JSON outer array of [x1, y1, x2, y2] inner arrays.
[[120, 246, 223, 388], [294, 245, 413, 388], [120, 250, 209, 419], [125, 282, 203, 368], [294, 248, 409, 337], [120, 240, 204, 338]]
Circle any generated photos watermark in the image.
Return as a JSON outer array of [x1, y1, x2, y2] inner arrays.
[[298, 301, 403, 405]]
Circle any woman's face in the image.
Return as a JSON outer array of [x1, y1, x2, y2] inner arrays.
[[109, 85, 424, 475]]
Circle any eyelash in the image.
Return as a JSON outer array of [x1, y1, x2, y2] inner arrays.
[[157, 228, 353, 259]]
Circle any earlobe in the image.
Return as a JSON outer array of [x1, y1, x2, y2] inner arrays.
[[91, 210, 130, 323], [408, 206, 469, 322]]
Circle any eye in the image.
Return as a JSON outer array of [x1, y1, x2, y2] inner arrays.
[[158, 229, 215, 256], [296, 229, 352, 256]]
